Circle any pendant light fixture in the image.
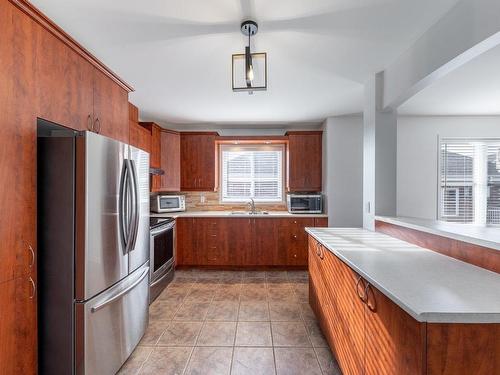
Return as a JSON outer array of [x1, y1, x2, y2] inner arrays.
[[232, 20, 267, 93]]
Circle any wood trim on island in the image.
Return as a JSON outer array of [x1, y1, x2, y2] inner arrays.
[[375, 220, 500, 274], [9, 0, 134, 92]]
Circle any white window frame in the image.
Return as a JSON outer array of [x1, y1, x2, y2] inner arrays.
[[437, 137, 500, 226], [219, 144, 285, 204]]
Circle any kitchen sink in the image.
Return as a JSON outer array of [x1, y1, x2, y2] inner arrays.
[[230, 211, 269, 215]]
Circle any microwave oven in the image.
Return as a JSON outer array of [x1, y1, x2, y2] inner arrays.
[[151, 195, 186, 213], [287, 194, 323, 214]]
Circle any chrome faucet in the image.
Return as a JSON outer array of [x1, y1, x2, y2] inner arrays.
[[248, 198, 256, 214]]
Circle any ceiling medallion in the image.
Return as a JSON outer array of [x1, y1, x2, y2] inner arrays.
[[232, 20, 267, 94]]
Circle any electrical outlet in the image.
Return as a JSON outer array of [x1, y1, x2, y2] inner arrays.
[[200, 194, 206, 204]]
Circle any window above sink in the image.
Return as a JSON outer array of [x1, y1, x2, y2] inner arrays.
[[220, 144, 285, 203]]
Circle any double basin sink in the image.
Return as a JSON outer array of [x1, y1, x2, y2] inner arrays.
[[230, 211, 269, 215]]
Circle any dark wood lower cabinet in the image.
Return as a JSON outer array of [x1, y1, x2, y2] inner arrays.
[[308, 235, 499, 375], [426, 323, 500, 375], [0, 276, 37, 375], [176, 216, 326, 267]]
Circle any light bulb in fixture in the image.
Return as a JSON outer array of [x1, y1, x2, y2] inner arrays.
[[247, 65, 254, 82]]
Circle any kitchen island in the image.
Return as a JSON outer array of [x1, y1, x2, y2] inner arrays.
[[306, 227, 500, 375]]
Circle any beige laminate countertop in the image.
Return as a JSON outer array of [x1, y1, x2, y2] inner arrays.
[[306, 227, 500, 324], [151, 211, 328, 219]]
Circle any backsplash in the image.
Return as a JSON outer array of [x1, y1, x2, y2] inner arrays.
[[156, 191, 287, 211]]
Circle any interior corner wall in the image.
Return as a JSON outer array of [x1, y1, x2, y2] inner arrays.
[[397, 115, 500, 220], [322, 116, 364, 227]]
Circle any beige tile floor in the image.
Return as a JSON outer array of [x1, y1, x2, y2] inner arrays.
[[117, 270, 342, 375]]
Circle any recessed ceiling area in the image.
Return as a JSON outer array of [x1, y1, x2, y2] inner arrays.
[[32, 0, 459, 126], [399, 43, 500, 116]]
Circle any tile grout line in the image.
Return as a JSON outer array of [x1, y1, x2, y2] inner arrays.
[[180, 275, 201, 375]]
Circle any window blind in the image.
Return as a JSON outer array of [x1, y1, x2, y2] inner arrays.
[[221, 145, 283, 202], [440, 139, 500, 225]]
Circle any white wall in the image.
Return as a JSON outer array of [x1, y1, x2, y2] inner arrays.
[[323, 115, 364, 227], [397, 116, 500, 219]]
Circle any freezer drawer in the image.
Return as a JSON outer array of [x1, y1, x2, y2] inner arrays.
[[75, 263, 149, 375]]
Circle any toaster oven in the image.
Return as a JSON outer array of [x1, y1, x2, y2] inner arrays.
[[287, 194, 323, 214], [151, 195, 186, 213]]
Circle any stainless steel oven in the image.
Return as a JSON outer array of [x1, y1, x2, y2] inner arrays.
[[287, 194, 323, 214], [149, 217, 175, 302]]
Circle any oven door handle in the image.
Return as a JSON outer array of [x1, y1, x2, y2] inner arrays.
[[150, 263, 174, 287], [150, 222, 175, 236]]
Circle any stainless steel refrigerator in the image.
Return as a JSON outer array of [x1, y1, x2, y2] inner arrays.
[[38, 126, 150, 375]]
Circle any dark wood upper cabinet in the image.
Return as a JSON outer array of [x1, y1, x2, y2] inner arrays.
[[286, 131, 323, 192], [159, 130, 181, 191], [180, 132, 218, 191], [141, 123, 181, 192], [35, 28, 94, 132], [141, 122, 162, 168], [93, 68, 129, 143], [129, 103, 151, 153]]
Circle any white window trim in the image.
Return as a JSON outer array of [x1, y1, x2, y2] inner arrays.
[[437, 137, 500, 226], [219, 144, 285, 204]]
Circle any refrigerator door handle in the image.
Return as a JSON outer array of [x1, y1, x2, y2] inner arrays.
[[128, 159, 140, 252], [90, 267, 149, 313], [125, 159, 137, 253], [118, 161, 129, 251]]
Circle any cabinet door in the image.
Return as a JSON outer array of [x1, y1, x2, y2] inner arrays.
[[250, 219, 278, 265], [314, 217, 328, 227], [176, 218, 197, 265], [158, 130, 181, 191], [129, 121, 151, 153], [0, 0, 37, 284], [180, 133, 217, 191], [321, 250, 365, 375], [278, 218, 314, 266], [364, 284, 426, 375], [287, 132, 322, 192], [147, 124, 162, 191], [427, 323, 500, 375], [219, 218, 252, 265], [93, 69, 129, 143], [0, 276, 37, 375], [35, 26, 94, 131]]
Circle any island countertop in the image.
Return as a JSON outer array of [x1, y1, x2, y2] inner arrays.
[[305, 227, 500, 324]]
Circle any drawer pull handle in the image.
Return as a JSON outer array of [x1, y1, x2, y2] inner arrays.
[[29, 277, 36, 299], [94, 117, 101, 133], [318, 244, 324, 260], [365, 283, 376, 312], [28, 244, 35, 268], [356, 276, 367, 302], [87, 114, 93, 131]]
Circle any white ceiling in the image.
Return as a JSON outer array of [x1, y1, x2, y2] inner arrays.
[[399, 43, 500, 116], [32, 0, 458, 126]]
